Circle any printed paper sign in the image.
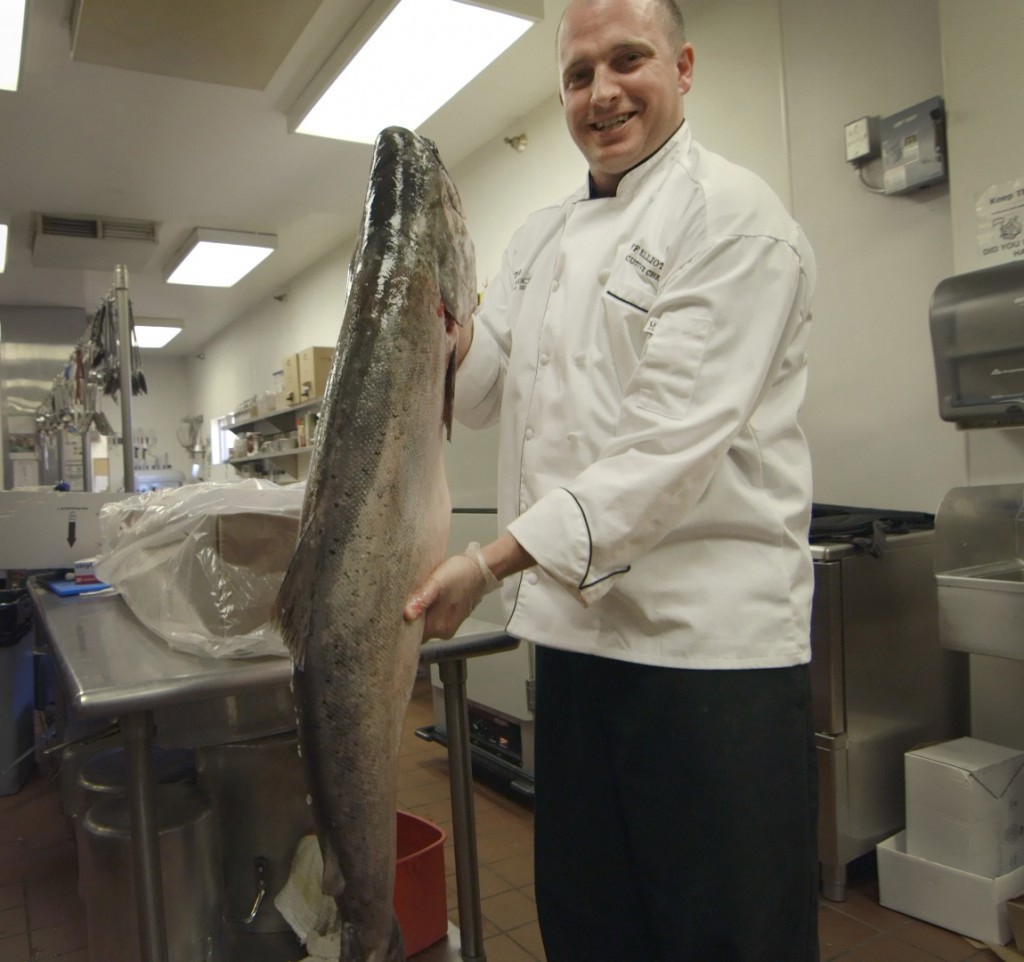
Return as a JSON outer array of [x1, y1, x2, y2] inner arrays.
[[976, 178, 1024, 265]]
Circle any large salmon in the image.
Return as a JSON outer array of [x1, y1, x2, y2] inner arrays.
[[274, 126, 475, 962]]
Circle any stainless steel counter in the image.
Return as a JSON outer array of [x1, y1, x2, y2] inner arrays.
[[30, 582, 292, 718], [29, 578, 515, 962], [31, 581, 507, 716]]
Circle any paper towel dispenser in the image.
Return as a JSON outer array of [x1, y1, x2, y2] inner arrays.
[[930, 259, 1024, 428]]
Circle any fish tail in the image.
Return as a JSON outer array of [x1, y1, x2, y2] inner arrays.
[[338, 918, 404, 962], [341, 921, 362, 960], [272, 528, 321, 668]]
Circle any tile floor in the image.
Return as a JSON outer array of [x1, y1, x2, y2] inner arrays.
[[0, 678, 1009, 962]]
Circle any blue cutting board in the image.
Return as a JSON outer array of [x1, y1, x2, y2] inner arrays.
[[43, 578, 111, 597]]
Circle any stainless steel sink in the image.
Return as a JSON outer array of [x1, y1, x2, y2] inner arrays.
[[935, 485, 1024, 660]]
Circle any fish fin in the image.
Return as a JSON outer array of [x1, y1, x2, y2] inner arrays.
[[321, 840, 346, 900], [272, 526, 322, 668], [385, 916, 406, 961], [443, 348, 456, 442]]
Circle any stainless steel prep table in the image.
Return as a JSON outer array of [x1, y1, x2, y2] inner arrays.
[[29, 578, 516, 962]]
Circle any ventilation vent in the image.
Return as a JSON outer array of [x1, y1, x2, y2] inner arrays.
[[38, 215, 100, 239], [32, 213, 160, 271]]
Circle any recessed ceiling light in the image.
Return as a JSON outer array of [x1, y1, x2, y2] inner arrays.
[[164, 228, 276, 288], [290, 0, 541, 144], [134, 320, 183, 349], [0, 0, 26, 92]]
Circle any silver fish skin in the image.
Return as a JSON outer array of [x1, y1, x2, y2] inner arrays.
[[274, 126, 475, 962]]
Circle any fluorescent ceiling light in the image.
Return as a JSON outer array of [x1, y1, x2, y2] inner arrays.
[[291, 0, 540, 144], [164, 228, 276, 287], [0, 223, 7, 273], [134, 319, 183, 349], [0, 0, 26, 92]]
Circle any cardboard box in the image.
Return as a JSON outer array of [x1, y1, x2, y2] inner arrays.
[[966, 936, 1024, 962], [297, 346, 334, 401], [74, 558, 99, 584], [282, 353, 300, 406], [0, 491, 126, 569], [877, 830, 1024, 944], [214, 513, 297, 576], [906, 738, 1024, 877], [1010, 896, 1024, 949]]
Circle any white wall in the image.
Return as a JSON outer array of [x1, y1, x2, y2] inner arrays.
[[781, 0, 960, 512], [185, 244, 352, 436], [94, 353, 192, 490], [682, 0, 790, 206], [939, 0, 1024, 749]]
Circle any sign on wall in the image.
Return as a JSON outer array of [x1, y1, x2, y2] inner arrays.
[[976, 178, 1024, 265]]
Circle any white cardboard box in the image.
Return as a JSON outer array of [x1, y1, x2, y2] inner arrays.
[[0, 491, 127, 570], [906, 737, 1024, 877], [878, 831, 1024, 944]]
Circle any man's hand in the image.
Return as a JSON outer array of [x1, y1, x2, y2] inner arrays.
[[404, 534, 535, 642], [403, 550, 493, 641]]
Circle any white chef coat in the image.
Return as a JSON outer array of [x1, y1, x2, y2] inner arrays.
[[455, 122, 816, 669]]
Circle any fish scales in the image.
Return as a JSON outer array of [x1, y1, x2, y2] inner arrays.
[[274, 127, 475, 962]]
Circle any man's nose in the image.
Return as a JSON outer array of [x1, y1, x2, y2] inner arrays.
[[591, 65, 620, 105]]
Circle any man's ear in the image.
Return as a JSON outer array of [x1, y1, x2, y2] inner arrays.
[[677, 42, 695, 96]]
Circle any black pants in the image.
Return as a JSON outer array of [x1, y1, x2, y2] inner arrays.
[[534, 646, 819, 962]]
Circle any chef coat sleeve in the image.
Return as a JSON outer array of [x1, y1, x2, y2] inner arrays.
[[452, 248, 516, 430], [507, 232, 813, 607]]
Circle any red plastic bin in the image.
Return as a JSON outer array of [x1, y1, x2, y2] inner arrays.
[[394, 810, 448, 956]]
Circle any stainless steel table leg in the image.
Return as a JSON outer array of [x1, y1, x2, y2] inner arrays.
[[122, 711, 169, 962], [438, 658, 486, 962]]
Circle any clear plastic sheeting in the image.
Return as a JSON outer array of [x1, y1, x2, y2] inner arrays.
[[96, 479, 303, 659]]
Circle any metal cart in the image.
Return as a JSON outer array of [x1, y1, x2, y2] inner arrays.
[[29, 578, 514, 962]]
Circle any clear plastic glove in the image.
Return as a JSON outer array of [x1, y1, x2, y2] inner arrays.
[[404, 542, 499, 641]]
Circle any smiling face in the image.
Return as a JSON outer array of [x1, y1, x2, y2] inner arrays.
[[557, 0, 694, 196]]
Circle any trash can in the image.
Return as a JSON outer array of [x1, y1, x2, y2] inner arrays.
[[79, 783, 226, 962], [0, 588, 36, 795]]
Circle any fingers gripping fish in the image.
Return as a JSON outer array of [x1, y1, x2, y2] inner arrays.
[[274, 127, 475, 962]]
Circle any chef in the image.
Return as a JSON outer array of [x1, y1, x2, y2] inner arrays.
[[406, 0, 819, 956]]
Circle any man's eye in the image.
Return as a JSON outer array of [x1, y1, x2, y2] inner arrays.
[[565, 69, 590, 88]]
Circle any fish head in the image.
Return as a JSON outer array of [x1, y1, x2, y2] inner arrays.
[[370, 127, 476, 331], [368, 127, 476, 439]]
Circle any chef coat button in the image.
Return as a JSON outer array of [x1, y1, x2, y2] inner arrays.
[[524, 427, 534, 440], [539, 353, 550, 366], [574, 351, 587, 367], [519, 501, 527, 512], [598, 269, 610, 286], [551, 279, 560, 292], [526, 572, 539, 586]]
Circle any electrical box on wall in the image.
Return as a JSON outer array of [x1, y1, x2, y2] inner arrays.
[[881, 96, 947, 195], [844, 115, 880, 165]]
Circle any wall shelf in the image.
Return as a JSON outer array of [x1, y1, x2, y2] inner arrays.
[[226, 396, 322, 435], [221, 396, 322, 481], [226, 445, 315, 467]]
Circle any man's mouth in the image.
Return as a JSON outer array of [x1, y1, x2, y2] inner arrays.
[[590, 112, 635, 132]]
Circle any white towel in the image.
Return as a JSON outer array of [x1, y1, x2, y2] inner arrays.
[[273, 834, 342, 962]]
